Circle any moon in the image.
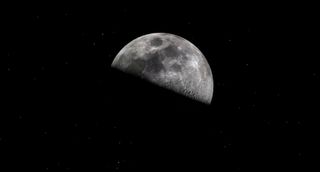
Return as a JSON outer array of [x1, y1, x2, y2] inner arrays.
[[111, 33, 214, 104]]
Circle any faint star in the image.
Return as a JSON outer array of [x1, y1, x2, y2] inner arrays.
[[312, 73, 318, 79], [264, 120, 271, 125]]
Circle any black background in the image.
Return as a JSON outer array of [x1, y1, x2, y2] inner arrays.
[[5, 2, 317, 171]]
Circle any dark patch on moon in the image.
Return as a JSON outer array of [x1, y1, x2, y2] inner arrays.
[[171, 63, 182, 72], [150, 37, 163, 47], [144, 52, 164, 74], [126, 58, 146, 75], [162, 45, 180, 58]]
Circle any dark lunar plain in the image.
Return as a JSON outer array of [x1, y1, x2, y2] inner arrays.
[[4, 2, 317, 172]]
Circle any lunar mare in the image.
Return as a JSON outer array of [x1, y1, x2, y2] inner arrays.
[[111, 33, 213, 104]]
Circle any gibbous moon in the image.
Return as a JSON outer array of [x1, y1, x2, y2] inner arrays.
[[111, 33, 213, 104]]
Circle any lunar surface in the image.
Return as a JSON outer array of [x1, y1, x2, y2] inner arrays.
[[111, 33, 213, 104]]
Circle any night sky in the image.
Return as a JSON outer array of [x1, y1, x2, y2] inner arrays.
[[5, 3, 317, 171]]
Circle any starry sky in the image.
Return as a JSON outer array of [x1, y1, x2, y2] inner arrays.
[[5, 2, 317, 172]]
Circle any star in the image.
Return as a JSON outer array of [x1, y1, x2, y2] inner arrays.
[[312, 72, 319, 79], [253, 90, 257, 95], [263, 120, 271, 125]]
